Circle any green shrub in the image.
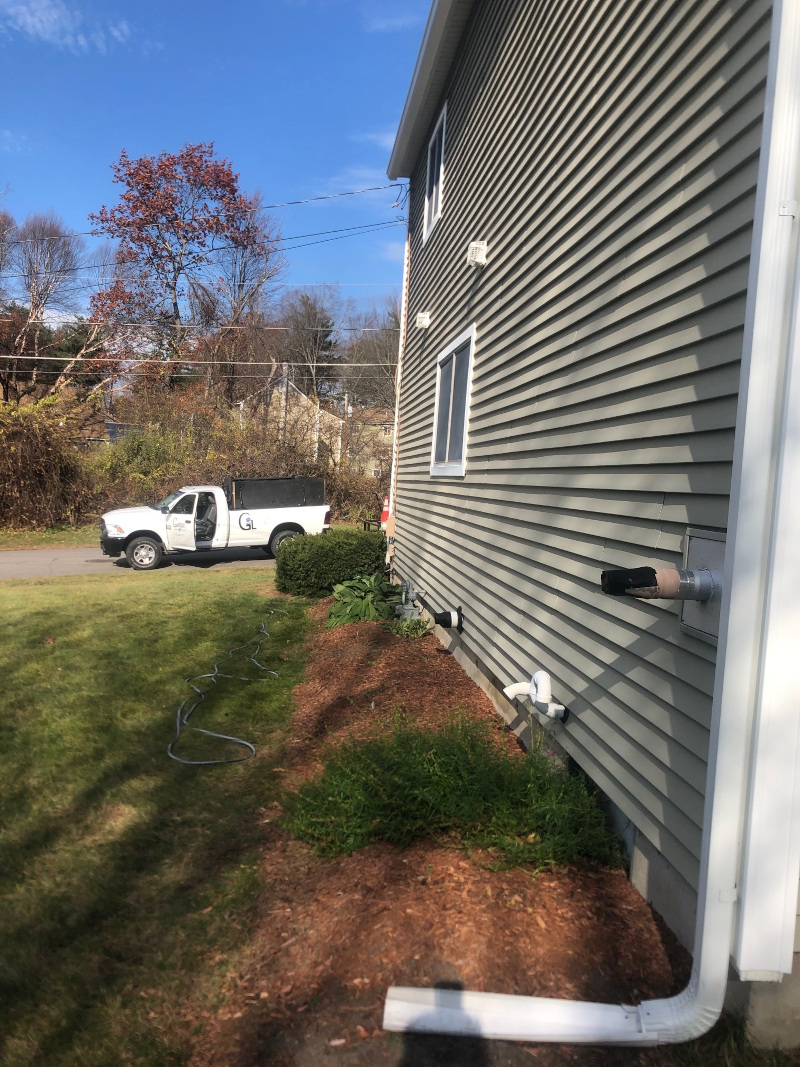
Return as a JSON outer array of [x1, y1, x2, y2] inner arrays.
[[275, 529, 386, 597], [0, 400, 93, 528], [327, 573, 401, 627], [283, 717, 621, 870]]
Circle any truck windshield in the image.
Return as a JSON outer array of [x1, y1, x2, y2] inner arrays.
[[152, 490, 184, 510]]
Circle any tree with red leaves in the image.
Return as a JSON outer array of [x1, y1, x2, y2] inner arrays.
[[90, 143, 280, 374]]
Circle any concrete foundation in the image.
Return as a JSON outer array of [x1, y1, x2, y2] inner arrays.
[[748, 953, 800, 1048], [629, 830, 697, 955]]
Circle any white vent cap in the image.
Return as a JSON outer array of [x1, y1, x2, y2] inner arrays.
[[416, 311, 431, 329], [467, 241, 488, 267]]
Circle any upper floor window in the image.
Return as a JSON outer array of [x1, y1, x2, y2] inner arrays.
[[424, 104, 446, 241], [430, 324, 475, 477]]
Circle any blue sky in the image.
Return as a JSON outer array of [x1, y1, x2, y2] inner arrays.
[[0, 0, 426, 315]]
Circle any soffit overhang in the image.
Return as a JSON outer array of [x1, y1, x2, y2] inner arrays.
[[387, 0, 476, 180]]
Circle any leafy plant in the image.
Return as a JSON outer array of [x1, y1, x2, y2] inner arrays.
[[387, 617, 431, 639], [326, 573, 401, 627], [283, 717, 621, 870], [275, 529, 386, 597]]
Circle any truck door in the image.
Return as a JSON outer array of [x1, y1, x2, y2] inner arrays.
[[166, 493, 197, 551], [210, 487, 229, 548]]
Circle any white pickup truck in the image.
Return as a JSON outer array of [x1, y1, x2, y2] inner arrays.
[[99, 476, 330, 570]]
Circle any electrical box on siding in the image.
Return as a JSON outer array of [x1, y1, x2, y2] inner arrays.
[[681, 528, 725, 643]]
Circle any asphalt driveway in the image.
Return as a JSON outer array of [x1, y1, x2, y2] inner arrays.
[[0, 547, 277, 580]]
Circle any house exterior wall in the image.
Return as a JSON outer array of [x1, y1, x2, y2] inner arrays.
[[393, 0, 771, 892]]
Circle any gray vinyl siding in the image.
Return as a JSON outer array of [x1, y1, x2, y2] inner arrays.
[[394, 0, 770, 888]]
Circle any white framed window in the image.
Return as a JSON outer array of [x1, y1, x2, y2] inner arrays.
[[423, 104, 446, 242], [430, 323, 476, 477]]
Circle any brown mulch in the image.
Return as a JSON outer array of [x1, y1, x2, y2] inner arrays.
[[189, 610, 692, 1067]]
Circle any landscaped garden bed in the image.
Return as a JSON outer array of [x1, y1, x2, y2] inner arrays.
[[2, 573, 791, 1066], [189, 608, 704, 1067]]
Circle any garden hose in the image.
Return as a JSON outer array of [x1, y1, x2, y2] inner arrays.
[[167, 611, 287, 766]]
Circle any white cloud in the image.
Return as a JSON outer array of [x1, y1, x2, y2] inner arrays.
[[352, 128, 397, 152], [1, 128, 29, 153], [0, 0, 79, 47], [360, 1, 427, 32], [0, 0, 133, 52], [108, 19, 129, 44]]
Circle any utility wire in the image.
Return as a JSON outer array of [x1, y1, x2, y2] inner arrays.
[[0, 219, 406, 282], [1, 322, 399, 331], [12, 368, 396, 380], [5, 353, 397, 366], [6, 184, 408, 245]]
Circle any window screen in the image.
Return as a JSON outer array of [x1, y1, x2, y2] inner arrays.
[[431, 327, 475, 477], [424, 107, 446, 239]]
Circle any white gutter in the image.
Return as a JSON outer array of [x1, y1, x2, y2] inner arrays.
[[388, 0, 475, 180], [383, 0, 800, 1044]]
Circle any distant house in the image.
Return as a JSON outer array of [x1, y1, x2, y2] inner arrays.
[[387, 0, 800, 1045], [268, 383, 393, 479], [70, 414, 137, 450], [353, 407, 395, 478]]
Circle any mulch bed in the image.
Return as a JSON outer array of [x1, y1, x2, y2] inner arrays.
[[189, 608, 691, 1067]]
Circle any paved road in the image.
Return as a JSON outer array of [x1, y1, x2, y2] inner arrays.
[[0, 546, 277, 580]]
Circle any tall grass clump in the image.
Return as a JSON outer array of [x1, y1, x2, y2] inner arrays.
[[284, 718, 620, 870]]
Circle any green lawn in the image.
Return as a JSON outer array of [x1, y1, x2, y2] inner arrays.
[[0, 524, 99, 550], [0, 568, 309, 1066], [0, 521, 359, 551]]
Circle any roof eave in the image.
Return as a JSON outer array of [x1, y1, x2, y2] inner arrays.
[[387, 0, 476, 180]]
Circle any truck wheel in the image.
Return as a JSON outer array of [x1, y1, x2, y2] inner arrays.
[[126, 536, 163, 571], [269, 528, 302, 556]]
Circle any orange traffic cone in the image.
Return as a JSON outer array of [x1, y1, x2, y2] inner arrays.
[[380, 495, 389, 530]]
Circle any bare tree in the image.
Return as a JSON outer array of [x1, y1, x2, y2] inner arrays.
[[190, 196, 284, 405], [0, 210, 14, 303], [42, 243, 122, 398], [13, 212, 85, 359], [341, 296, 400, 411], [0, 213, 109, 402], [276, 286, 349, 401]]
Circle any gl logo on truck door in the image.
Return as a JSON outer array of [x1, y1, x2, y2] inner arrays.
[[238, 513, 255, 531]]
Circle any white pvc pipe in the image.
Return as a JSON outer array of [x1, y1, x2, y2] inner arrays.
[[383, 988, 654, 1045], [532, 670, 552, 703], [503, 673, 566, 720], [502, 681, 530, 701], [383, 0, 800, 1045]]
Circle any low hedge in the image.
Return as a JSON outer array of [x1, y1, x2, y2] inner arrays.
[[275, 529, 386, 597]]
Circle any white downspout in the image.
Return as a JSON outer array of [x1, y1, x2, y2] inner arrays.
[[383, 0, 800, 1044]]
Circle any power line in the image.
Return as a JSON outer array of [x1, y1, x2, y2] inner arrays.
[[1, 320, 399, 331], [0, 219, 406, 283], [4, 353, 397, 367], [277, 221, 403, 252], [5, 184, 408, 245], [12, 369, 396, 380]]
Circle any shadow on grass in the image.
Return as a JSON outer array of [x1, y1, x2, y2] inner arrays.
[[0, 580, 309, 1066]]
